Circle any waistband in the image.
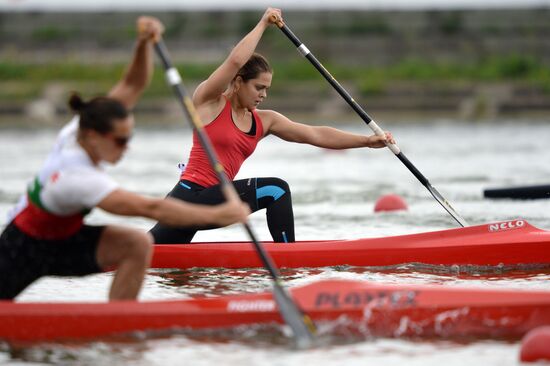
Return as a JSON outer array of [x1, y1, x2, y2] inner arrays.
[[178, 179, 207, 191]]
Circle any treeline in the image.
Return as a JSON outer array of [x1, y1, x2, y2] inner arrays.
[[1, 55, 549, 102], [1, 8, 550, 65]]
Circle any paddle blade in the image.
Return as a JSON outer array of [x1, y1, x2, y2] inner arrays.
[[427, 185, 468, 227], [273, 283, 316, 349]]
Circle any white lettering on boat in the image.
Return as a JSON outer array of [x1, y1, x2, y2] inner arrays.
[[227, 300, 276, 312], [315, 290, 417, 309], [488, 220, 525, 232]]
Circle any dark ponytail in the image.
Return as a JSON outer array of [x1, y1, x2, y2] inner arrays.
[[69, 93, 129, 134], [235, 53, 272, 82]]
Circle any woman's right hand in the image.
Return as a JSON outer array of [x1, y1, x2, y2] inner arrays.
[[260, 7, 282, 28]]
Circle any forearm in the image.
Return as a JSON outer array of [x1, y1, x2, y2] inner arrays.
[[99, 189, 246, 228], [107, 15, 165, 109], [122, 38, 154, 94], [107, 38, 153, 109], [307, 126, 372, 149], [227, 22, 268, 68], [149, 198, 223, 227]]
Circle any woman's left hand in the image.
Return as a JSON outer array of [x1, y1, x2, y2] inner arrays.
[[261, 7, 282, 27]]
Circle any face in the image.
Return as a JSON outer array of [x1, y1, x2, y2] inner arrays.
[[91, 115, 135, 164], [236, 72, 272, 110]]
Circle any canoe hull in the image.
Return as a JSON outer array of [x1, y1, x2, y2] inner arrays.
[[1, 279, 549, 342], [151, 219, 550, 269]]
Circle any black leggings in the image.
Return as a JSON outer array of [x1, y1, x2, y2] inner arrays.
[[149, 177, 295, 244], [0, 222, 103, 300]]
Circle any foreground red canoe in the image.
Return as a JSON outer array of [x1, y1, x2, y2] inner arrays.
[[1, 279, 549, 342], [152, 219, 550, 269]]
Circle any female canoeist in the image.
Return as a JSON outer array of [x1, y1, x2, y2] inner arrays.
[[0, 17, 249, 301], [150, 8, 395, 244], [151, 8, 395, 244]]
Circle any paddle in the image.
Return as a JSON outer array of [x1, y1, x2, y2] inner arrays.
[[152, 39, 316, 349], [270, 15, 468, 228]]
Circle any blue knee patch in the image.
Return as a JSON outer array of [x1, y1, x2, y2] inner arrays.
[[282, 231, 288, 243], [256, 185, 285, 201]]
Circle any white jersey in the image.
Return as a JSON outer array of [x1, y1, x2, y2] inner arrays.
[[8, 116, 118, 221]]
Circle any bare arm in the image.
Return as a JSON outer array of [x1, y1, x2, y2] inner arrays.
[[192, 8, 281, 106], [97, 189, 249, 227], [263, 110, 395, 149], [108, 16, 164, 110]]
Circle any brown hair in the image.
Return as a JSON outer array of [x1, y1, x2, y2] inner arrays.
[[69, 93, 129, 134], [235, 53, 272, 82]]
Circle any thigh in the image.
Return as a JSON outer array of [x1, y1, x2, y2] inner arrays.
[[150, 223, 196, 244], [232, 178, 260, 211], [0, 223, 104, 299], [0, 223, 41, 299], [173, 179, 258, 209], [45, 225, 104, 276], [149, 179, 258, 245], [179, 180, 225, 205], [234, 177, 291, 211], [192, 178, 287, 213], [95, 225, 151, 269]]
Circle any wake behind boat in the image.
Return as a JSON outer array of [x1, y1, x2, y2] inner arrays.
[[151, 219, 550, 270], [1, 279, 549, 342]]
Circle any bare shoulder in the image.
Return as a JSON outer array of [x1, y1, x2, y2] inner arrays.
[[256, 109, 288, 133]]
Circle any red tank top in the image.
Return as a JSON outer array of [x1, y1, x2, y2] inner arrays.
[[181, 98, 264, 187]]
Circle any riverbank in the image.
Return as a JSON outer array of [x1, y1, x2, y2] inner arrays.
[[2, 58, 550, 124], [2, 78, 549, 126]]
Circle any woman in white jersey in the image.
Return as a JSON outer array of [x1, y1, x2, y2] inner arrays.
[[0, 17, 249, 301]]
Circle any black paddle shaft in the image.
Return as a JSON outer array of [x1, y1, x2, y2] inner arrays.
[[274, 20, 468, 228], [153, 40, 316, 348]]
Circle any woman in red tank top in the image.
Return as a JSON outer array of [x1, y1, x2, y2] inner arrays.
[[150, 8, 395, 244]]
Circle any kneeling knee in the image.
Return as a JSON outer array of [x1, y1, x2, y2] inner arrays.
[[128, 231, 153, 261], [265, 177, 291, 195]]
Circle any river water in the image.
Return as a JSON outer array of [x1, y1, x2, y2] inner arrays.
[[0, 118, 549, 365]]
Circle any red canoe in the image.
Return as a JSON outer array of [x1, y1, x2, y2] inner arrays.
[[152, 219, 550, 269], [1, 279, 549, 342]]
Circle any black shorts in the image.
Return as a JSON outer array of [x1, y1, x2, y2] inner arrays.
[[0, 221, 104, 300]]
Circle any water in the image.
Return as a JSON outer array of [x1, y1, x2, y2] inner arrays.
[[1, 119, 550, 365]]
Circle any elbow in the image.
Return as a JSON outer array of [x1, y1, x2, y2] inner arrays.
[[145, 199, 167, 222], [125, 76, 151, 95], [227, 51, 247, 71]]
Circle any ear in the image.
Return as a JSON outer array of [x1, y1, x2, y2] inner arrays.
[[233, 76, 243, 92], [86, 130, 102, 147]]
